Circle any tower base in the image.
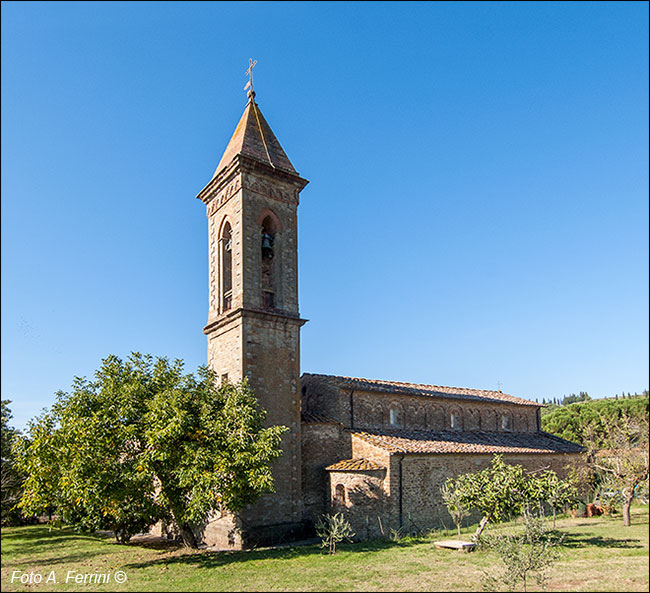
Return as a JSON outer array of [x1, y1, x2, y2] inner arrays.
[[200, 512, 313, 549]]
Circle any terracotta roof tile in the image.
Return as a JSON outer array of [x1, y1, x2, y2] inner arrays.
[[301, 411, 340, 424], [325, 458, 385, 472], [349, 428, 585, 455], [303, 373, 540, 407]]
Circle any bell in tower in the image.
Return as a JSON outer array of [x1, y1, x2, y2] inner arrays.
[[261, 230, 274, 259]]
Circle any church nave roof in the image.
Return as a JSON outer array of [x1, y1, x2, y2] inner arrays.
[[349, 428, 585, 456], [302, 373, 541, 407]]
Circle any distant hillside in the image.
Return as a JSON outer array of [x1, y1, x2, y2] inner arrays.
[[541, 396, 649, 447]]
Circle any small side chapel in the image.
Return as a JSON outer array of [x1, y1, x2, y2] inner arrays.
[[193, 73, 583, 549]]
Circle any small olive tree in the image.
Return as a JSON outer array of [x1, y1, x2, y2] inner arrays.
[[522, 469, 580, 528], [481, 509, 564, 592], [315, 512, 355, 554], [441, 479, 470, 537]]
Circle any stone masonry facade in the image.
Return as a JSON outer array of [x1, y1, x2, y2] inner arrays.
[[192, 89, 585, 549], [299, 375, 583, 539]]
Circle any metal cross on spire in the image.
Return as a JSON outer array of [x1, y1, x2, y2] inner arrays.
[[244, 58, 257, 99]]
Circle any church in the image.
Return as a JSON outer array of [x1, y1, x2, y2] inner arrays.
[[192, 78, 584, 549]]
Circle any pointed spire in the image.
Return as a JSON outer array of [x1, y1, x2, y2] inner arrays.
[[211, 62, 298, 180], [212, 96, 297, 179]]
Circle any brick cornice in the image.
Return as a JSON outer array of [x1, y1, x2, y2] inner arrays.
[[197, 154, 308, 207], [203, 306, 307, 335]]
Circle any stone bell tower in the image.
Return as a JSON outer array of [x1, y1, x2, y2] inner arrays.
[[196, 82, 308, 548]]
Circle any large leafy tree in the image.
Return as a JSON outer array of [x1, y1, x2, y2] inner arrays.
[[587, 413, 649, 526], [543, 395, 648, 523], [142, 363, 287, 547], [440, 480, 470, 537], [16, 353, 286, 546], [1, 400, 24, 525], [542, 396, 648, 445], [17, 356, 163, 542]]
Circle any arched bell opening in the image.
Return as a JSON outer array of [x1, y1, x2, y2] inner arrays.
[[261, 215, 278, 309]]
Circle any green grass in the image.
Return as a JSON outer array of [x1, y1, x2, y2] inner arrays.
[[2, 507, 648, 592]]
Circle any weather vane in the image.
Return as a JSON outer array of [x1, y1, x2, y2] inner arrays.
[[244, 58, 257, 97]]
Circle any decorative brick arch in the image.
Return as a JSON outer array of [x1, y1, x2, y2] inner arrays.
[[259, 209, 281, 309], [257, 207, 282, 233], [465, 408, 481, 431], [218, 214, 233, 238], [357, 397, 382, 429], [406, 403, 426, 430], [515, 412, 529, 432], [427, 405, 445, 430], [218, 217, 233, 312], [481, 408, 497, 431], [334, 483, 346, 506]]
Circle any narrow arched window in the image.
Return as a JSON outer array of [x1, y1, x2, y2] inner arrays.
[[389, 404, 401, 427], [261, 216, 276, 309], [220, 222, 233, 312], [501, 414, 512, 431], [450, 411, 460, 430], [334, 484, 346, 505]]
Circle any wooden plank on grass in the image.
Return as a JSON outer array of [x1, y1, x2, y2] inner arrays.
[[434, 539, 476, 552]]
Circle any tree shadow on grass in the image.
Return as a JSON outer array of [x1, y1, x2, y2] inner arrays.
[[127, 536, 185, 552], [558, 531, 643, 549], [2, 527, 111, 550], [3, 527, 177, 553], [3, 529, 186, 569], [124, 537, 424, 571], [3, 528, 117, 568], [18, 550, 114, 568]]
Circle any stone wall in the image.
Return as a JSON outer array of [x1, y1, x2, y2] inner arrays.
[[301, 377, 539, 434], [327, 470, 388, 540], [319, 440, 584, 538], [200, 512, 243, 549], [207, 321, 243, 383], [238, 311, 304, 537], [301, 375, 345, 422], [397, 452, 583, 533], [301, 422, 349, 522]]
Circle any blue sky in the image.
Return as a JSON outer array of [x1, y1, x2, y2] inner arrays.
[[2, 1, 648, 429]]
